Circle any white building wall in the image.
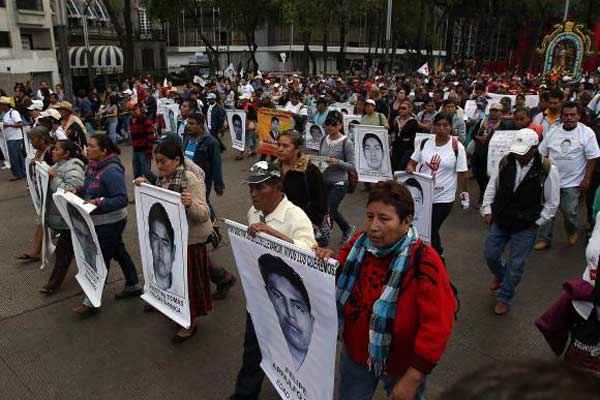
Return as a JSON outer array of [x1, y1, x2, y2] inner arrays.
[[0, 0, 59, 90]]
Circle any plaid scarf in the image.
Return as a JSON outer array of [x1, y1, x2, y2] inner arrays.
[[158, 165, 188, 193], [336, 227, 418, 377]]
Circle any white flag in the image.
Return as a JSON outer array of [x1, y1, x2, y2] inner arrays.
[[417, 63, 429, 76], [224, 63, 236, 80]]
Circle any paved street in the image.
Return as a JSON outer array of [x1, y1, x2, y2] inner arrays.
[[0, 137, 586, 400]]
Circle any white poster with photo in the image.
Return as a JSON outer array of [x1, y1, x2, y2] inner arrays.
[[485, 93, 539, 113], [415, 132, 435, 150], [487, 130, 519, 177], [135, 183, 190, 328], [53, 191, 107, 307], [23, 125, 35, 158], [330, 102, 354, 115], [343, 115, 361, 143], [304, 122, 324, 151], [26, 157, 43, 216], [395, 171, 434, 243], [35, 161, 53, 268], [226, 219, 338, 400], [227, 110, 246, 152], [355, 125, 393, 182], [464, 100, 478, 121]]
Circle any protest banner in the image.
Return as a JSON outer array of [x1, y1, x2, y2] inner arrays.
[[485, 93, 539, 113], [330, 102, 354, 115], [35, 161, 52, 268], [53, 191, 107, 307], [343, 115, 361, 143], [355, 125, 393, 182], [226, 220, 338, 400], [305, 123, 324, 151], [227, 110, 246, 152], [26, 157, 43, 216], [395, 171, 434, 243], [135, 183, 191, 328], [487, 130, 519, 177], [257, 108, 294, 148]]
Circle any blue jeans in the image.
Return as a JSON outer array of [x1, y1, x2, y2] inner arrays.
[[118, 114, 132, 140], [338, 350, 426, 400], [326, 182, 351, 235], [484, 223, 537, 304], [95, 219, 139, 287], [105, 119, 119, 144], [7, 139, 26, 178], [537, 187, 580, 243], [132, 151, 150, 179], [245, 131, 257, 151]]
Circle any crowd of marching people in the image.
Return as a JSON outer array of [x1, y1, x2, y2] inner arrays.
[[3, 64, 600, 399]]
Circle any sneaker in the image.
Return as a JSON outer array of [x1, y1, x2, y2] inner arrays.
[[533, 240, 549, 251], [115, 285, 143, 300], [489, 278, 501, 294], [340, 226, 356, 244], [494, 301, 509, 316]]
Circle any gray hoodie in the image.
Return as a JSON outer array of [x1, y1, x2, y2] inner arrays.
[[46, 158, 86, 231]]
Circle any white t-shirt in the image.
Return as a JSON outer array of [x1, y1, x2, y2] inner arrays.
[[2, 109, 23, 141], [53, 126, 68, 140], [411, 137, 468, 203], [538, 123, 600, 188]]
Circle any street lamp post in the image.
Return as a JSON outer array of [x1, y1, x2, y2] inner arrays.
[[55, 0, 74, 100], [385, 0, 392, 70]]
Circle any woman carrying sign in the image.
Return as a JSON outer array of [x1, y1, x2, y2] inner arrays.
[[135, 137, 213, 342], [406, 112, 469, 257], [315, 181, 456, 400]]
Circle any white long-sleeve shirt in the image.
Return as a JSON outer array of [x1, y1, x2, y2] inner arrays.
[[481, 158, 560, 226]]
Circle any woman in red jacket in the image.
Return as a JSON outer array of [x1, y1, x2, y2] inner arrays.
[[316, 181, 456, 400]]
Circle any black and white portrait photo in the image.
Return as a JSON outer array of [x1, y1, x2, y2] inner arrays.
[[259, 254, 314, 371], [227, 110, 246, 151], [395, 171, 434, 243], [67, 202, 98, 272], [304, 123, 324, 151], [135, 183, 190, 328], [355, 126, 392, 182], [26, 158, 42, 215], [52, 191, 108, 307], [227, 220, 338, 400]]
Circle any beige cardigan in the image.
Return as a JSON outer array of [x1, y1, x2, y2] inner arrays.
[[158, 170, 212, 245]]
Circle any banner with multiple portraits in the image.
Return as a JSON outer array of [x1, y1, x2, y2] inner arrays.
[[304, 123, 325, 151], [487, 130, 519, 177], [486, 93, 539, 112], [135, 183, 191, 328], [227, 110, 247, 152], [395, 171, 434, 244], [53, 191, 108, 307], [226, 219, 338, 400], [354, 125, 393, 183]]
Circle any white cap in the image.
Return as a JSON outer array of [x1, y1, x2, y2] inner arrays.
[[366, 99, 376, 106], [39, 108, 62, 121], [207, 93, 217, 100], [509, 128, 539, 156], [27, 99, 44, 111], [122, 89, 133, 95]]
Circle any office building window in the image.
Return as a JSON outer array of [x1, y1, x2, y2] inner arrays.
[[16, 0, 43, 11]]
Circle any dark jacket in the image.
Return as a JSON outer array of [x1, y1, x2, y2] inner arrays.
[[280, 155, 327, 226], [491, 153, 545, 233], [182, 133, 224, 192], [77, 154, 128, 225], [391, 118, 419, 171]]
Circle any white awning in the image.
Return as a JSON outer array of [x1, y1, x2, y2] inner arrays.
[[69, 46, 123, 70]]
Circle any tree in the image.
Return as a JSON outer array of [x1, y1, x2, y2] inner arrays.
[[104, 0, 135, 75]]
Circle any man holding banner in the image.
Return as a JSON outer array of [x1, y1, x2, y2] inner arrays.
[[230, 161, 316, 400]]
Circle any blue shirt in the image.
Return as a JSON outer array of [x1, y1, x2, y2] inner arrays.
[[185, 137, 198, 160]]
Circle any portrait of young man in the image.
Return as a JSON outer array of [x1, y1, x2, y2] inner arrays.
[[232, 114, 244, 142], [258, 253, 314, 371], [67, 203, 98, 272], [147, 202, 177, 293], [362, 132, 385, 171]]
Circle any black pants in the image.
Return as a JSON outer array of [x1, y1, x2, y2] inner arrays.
[[96, 219, 139, 287], [47, 230, 74, 290], [231, 313, 264, 400], [586, 181, 600, 229], [432, 202, 453, 256]]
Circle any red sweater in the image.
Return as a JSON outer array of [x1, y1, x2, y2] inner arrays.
[[337, 232, 456, 377], [130, 117, 155, 154]]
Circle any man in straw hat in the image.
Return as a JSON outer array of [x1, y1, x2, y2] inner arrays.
[[0, 96, 26, 180]]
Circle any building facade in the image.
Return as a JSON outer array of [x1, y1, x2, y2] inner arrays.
[[0, 0, 59, 92]]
